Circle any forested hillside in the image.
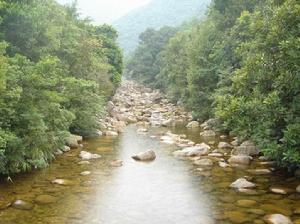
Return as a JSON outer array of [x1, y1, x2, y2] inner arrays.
[[113, 0, 211, 55], [0, 0, 123, 175], [125, 0, 300, 169]]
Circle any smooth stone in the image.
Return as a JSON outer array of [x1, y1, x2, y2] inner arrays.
[[263, 214, 292, 224], [35, 195, 58, 205], [261, 204, 293, 216], [248, 209, 266, 215], [219, 161, 230, 168], [79, 151, 101, 160], [193, 158, 213, 166], [12, 200, 34, 210], [228, 155, 252, 165], [237, 188, 265, 195], [296, 185, 300, 193], [230, 178, 256, 189], [51, 179, 75, 186], [78, 161, 90, 165], [208, 153, 223, 158], [224, 211, 251, 224], [132, 150, 156, 161], [270, 187, 294, 195], [236, 199, 257, 207], [80, 171, 91, 176], [65, 134, 82, 148], [110, 160, 123, 167], [247, 169, 272, 175]]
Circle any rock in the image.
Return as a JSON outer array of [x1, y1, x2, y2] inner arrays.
[[132, 150, 156, 161], [270, 187, 294, 195], [200, 130, 216, 138], [208, 152, 224, 158], [200, 118, 221, 130], [110, 160, 123, 167], [51, 179, 75, 186], [162, 119, 175, 127], [175, 143, 210, 157], [228, 155, 252, 165], [218, 142, 233, 149], [297, 185, 300, 193], [247, 169, 272, 175], [61, 146, 71, 152], [95, 130, 103, 137], [248, 209, 266, 215], [220, 135, 228, 140], [78, 161, 90, 165], [233, 140, 260, 156], [79, 151, 101, 160], [236, 199, 257, 207], [65, 134, 82, 148], [186, 121, 199, 128], [35, 195, 58, 205], [54, 149, 63, 156], [105, 131, 119, 136], [12, 200, 34, 210], [230, 178, 256, 189], [193, 158, 213, 166], [219, 161, 230, 168], [80, 171, 91, 176], [107, 101, 115, 116], [224, 211, 251, 224], [263, 214, 292, 224]]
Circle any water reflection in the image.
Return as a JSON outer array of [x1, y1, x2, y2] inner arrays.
[[82, 126, 213, 224]]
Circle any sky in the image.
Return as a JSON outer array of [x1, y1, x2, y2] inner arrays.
[[56, 0, 151, 24]]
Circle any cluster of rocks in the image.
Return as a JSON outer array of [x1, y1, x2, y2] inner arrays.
[[54, 134, 83, 156], [98, 81, 192, 136]]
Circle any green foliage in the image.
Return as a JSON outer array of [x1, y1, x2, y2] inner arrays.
[[127, 0, 300, 168], [0, 0, 123, 175], [125, 27, 178, 87]]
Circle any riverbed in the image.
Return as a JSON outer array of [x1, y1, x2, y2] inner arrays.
[[0, 124, 299, 224]]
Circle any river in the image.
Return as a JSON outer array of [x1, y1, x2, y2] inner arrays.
[[0, 123, 299, 224]]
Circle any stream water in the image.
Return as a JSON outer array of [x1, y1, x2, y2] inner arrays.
[[0, 125, 299, 224]]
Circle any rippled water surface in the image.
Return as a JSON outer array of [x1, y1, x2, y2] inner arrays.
[[0, 125, 299, 224]]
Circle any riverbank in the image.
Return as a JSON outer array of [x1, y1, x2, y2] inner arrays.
[[0, 81, 299, 224]]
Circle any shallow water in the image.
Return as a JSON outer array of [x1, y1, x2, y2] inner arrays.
[[0, 125, 299, 224]]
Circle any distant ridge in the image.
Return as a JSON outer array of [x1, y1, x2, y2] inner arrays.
[[113, 0, 211, 55]]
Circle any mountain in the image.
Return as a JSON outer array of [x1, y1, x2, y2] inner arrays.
[[113, 0, 211, 55]]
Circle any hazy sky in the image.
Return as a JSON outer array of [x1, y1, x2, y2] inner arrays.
[[56, 0, 151, 24]]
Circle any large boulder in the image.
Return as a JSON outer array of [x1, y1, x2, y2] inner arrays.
[[232, 140, 260, 156], [228, 155, 252, 165], [65, 134, 83, 148], [263, 214, 292, 224], [186, 121, 199, 128], [132, 150, 156, 161], [174, 143, 210, 157]]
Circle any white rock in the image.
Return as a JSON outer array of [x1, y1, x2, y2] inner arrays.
[[263, 214, 292, 224], [79, 151, 101, 160], [230, 178, 256, 189]]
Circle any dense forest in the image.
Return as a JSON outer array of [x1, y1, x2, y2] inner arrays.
[[113, 0, 211, 54], [0, 0, 123, 175], [126, 0, 300, 169]]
